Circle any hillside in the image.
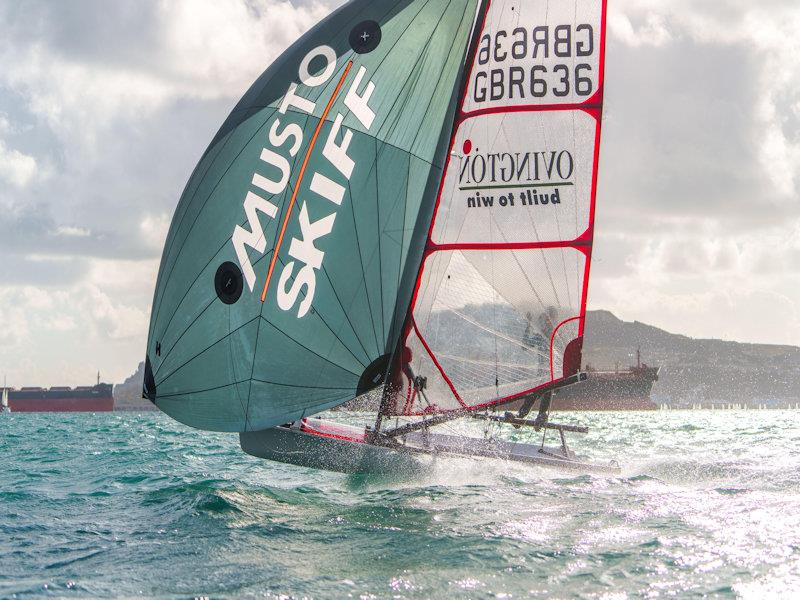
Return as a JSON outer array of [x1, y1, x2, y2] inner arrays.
[[113, 362, 156, 411], [583, 311, 800, 404]]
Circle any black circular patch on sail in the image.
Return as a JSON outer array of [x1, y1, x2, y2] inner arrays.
[[214, 261, 243, 305], [349, 20, 381, 54], [357, 354, 391, 396]]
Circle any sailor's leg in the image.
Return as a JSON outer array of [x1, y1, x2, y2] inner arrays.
[[533, 391, 552, 429], [517, 394, 537, 418]]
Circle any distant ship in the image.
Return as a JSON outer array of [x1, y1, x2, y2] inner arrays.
[[550, 350, 659, 411], [2, 381, 114, 413]]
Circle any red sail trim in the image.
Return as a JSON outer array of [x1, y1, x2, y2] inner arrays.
[[430, 239, 592, 254], [403, 378, 561, 417], [412, 317, 468, 408], [461, 101, 602, 121], [404, 314, 588, 416], [579, 246, 593, 338], [549, 316, 583, 379], [578, 114, 605, 339], [299, 418, 367, 443]]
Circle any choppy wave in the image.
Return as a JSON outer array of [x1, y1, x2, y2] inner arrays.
[[1, 410, 799, 598]]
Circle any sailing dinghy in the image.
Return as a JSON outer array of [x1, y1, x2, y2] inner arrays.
[[145, 0, 616, 474]]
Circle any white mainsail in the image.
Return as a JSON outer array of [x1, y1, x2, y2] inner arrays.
[[393, 0, 607, 415]]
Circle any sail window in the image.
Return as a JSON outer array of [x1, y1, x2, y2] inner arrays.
[[349, 21, 381, 54], [214, 262, 244, 305]]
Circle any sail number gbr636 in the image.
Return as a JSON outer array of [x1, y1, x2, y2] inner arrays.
[[472, 24, 597, 103]]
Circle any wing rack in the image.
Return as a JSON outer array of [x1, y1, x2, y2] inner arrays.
[[374, 372, 589, 440]]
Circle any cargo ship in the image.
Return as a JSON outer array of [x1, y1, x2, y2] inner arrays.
[[550, 350, 660, 411], [1, 382, 114, 412]]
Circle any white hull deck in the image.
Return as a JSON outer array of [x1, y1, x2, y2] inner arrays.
[[240, 418, 620, 475]]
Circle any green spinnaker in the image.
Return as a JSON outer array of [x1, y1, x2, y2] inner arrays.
[[145, 0, 478, 432]]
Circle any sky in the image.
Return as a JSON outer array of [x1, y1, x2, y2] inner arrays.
[[0, 0, 798, 387]]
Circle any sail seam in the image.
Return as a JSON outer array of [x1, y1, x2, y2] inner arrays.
[[263, 252, 370, 373], [320, 265, 372, 362], [259, 316, 362, 378], [250, 378, 353, 390], [154, 378, 254, 400], [156, 315, 261, 388], [150, 129, 236, 331], [152, 111, 277, 337]]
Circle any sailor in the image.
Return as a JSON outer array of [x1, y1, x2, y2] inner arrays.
[[523, 307, 558, 377], [391, 346, 433, 414]]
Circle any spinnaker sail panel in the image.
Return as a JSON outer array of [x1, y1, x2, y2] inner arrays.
[[146, 0, 480, 432], [390, 0, 606, 416]]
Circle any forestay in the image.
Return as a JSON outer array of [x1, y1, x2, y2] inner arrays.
[[144, 0, 479, 432], [390, 0, 607, 416]]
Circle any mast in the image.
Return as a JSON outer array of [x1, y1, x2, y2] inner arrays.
[[373, 0, 491, 435]]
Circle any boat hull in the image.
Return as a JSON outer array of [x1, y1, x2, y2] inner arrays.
[[240, 420, 430, 475], [9, 397, 115, 413], [240, 419, 620, 475], [6, 384, 115, 413], [550, 367, 659, 410]]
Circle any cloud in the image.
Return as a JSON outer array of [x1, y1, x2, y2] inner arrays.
[[55, 225, 91, 238], [0, 0, 344, 259], [588, 0, 800, 345], [0, 281, 153, 387], [0, 0, 344, 386], [0, 0, 797, 387], [0, 139, 37, 187], [591, 217, 800, 344], [606, 0, 800, 206], [139, 213, 171, 252], [0, 0, 335, 159], [609, 12, 672, 48], [78, 285, 148, 340]]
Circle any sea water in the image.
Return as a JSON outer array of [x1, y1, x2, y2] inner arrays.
[[1, 410, 799, 598]]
